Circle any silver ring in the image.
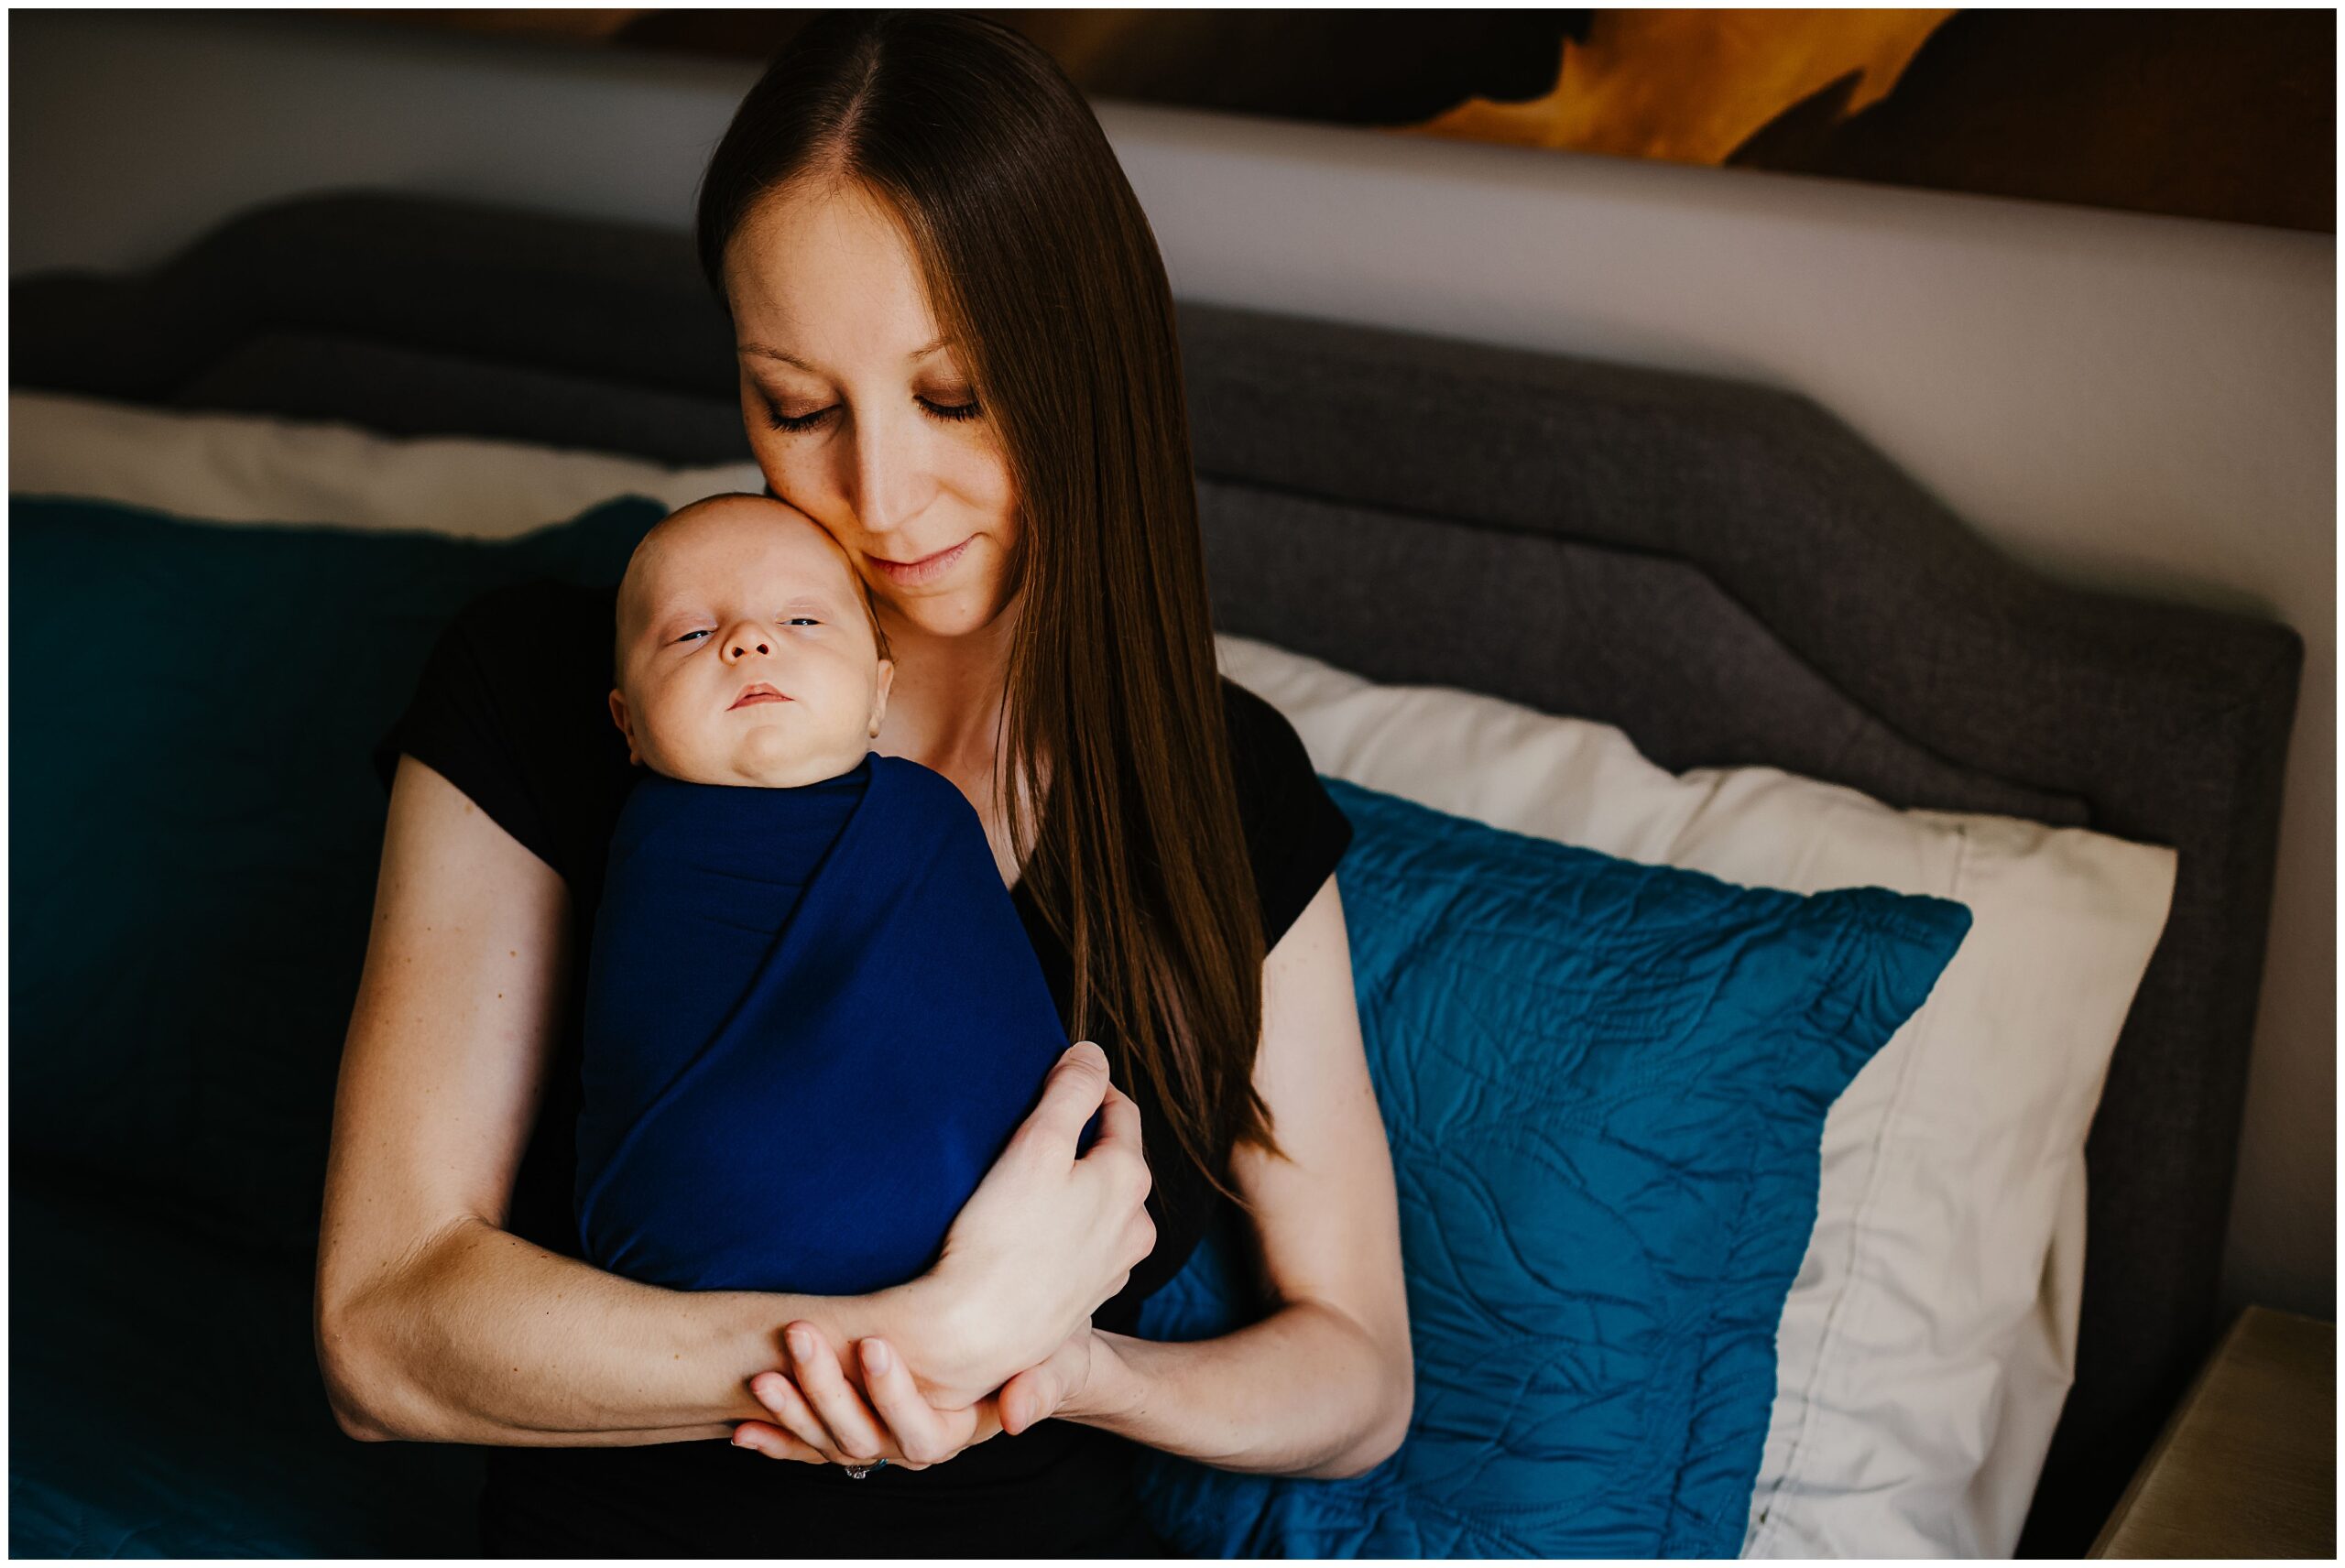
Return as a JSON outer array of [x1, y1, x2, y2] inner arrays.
[[842, 1458, 888, 1480]]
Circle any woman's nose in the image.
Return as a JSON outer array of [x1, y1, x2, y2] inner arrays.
[[845, 422, 932, 537]]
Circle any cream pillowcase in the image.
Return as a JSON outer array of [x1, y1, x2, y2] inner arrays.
[[1210, 634, 2175, 1560], [9, 389, 759, 535]]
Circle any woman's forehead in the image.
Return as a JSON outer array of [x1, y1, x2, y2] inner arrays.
[[725, 184, 944, 365]]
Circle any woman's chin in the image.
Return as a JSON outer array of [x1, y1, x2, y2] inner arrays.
[[881, 590, 1011, 643]]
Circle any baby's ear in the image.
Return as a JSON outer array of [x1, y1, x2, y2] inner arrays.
[[870, 659, 895, 736], [607, 688, 642, 767]]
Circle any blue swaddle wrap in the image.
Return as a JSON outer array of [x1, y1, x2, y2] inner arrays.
[[574, 753, 1070, 1296]]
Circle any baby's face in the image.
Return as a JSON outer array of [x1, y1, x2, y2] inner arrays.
[[610, 496, 893, 789]]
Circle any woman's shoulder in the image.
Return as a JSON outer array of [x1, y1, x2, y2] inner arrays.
[[448, 576, 621, 655], [1214, 673, 1321, 805], [374, 578, 633, 888], [383, 578, 618, 713], [1216, 673, 1296, 750], [1214, 674, 1354, 950]]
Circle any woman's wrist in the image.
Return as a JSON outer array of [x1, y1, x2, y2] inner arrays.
[[1059, 1326, 1147, 1427], [715, 1279, 951, 1421], [849, 1272, 1001, 1408], [894, 1251, 1097, 1409]]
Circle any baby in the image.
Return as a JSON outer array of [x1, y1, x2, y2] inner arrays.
[[573, 493, 1071, 1297]]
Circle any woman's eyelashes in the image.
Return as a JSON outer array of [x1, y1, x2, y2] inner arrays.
[[764, 404, 830, 433], [760, 392, 981, 431]]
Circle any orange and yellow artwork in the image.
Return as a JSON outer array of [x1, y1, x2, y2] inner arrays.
[[344, 9, 2333, 233], [1417, 9, 1952, 163]]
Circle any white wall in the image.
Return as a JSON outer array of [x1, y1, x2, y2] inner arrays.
[[13, 9, 2333, 1316]]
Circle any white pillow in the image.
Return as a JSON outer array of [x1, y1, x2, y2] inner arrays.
[[11, 391, 2174, 1557], [8, 389, 760, 534], [1212, 634, 2175, 1560]]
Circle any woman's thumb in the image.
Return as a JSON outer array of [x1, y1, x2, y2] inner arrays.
[[1006, 1372, 1053, 1434]]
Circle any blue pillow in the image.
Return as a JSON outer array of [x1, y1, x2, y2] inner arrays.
[[9, 492, 668, 1256], [1135, 778, 1970, 1558]]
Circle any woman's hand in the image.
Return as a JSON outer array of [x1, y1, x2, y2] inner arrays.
[[731, 1321, 1107, 1468], [911, 1040, 1155, 1404], [732, 1323, 1004, 1469], [995, 1320, 1109, 1435]]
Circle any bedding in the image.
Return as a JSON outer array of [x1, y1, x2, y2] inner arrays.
[[9, 388, 759, 536], [1214, 634, 2176, 1558], [1134, 779, 1972, 1557], [10, 1174, 485, 1557], [9, 490, 671, 1254], [9, 391, 2174, 1557]]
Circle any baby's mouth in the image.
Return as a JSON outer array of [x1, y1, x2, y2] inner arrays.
[[729, 682, 791, 711]]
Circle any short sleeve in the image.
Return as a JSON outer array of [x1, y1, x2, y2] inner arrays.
[[1219, 678, 1355, 950], [372, 579, 633, 891]]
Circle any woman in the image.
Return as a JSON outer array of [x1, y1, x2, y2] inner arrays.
[[316, 11, 1411, 1557]]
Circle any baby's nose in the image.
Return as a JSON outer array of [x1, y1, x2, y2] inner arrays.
[[726, 634, 771, 659]]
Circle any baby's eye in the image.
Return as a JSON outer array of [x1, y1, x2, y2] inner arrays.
[[786, 616, 821, 627], [674, 628, 712, 644]]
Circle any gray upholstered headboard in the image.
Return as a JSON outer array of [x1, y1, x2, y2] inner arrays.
[[11, 191, 2300, 1555]]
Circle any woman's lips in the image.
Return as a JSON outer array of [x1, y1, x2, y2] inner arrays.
[[729, 683, 791, 711], [871, 536, 972, 587]]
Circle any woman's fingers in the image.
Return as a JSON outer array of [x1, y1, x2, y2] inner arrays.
[[1084, 1073, 1145, 1165], [784, 1323, 891, 1463], [996, 1361, 1060, 1437], [856, 1338, 944, 1462], [997, 1323, 1094, 1436], [743, 1336, 1005, 1474], [1015, 1040, 1114, 1159], [1085, 1081, 1153, 1246], [856, 1338, 976, 1467], [921, 1044, 1155, 1398], [747, 1369, 849, 1464], [731, 1415, 829, 1465]]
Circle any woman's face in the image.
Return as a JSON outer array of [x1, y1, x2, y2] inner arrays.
[[724, 180, 1020, 645]]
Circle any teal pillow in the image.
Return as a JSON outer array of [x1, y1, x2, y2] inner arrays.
[[1136, 779, 1970, 1558], [9, 493, 667, 1256]]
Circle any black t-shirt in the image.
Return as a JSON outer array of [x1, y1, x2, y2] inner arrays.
[[372, 578, 1353, 1557]]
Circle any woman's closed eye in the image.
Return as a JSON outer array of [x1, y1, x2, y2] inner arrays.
[[761, 394, 982, 432]]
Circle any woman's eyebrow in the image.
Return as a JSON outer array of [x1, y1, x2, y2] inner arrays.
[[740, 337, 954, 370], [740, 343, 819, 373]]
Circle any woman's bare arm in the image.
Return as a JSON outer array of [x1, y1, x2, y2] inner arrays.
[[315, 757, 1147, 1444], [1011, 875, 1413, 1476]]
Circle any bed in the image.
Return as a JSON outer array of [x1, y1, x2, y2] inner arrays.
[[8, 189, 2301, 1556]]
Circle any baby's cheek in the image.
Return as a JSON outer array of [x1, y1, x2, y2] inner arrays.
[[638, 702, 706, 775]]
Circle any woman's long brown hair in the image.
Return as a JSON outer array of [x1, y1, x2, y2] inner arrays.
[[695, 10, 1280, 1202]]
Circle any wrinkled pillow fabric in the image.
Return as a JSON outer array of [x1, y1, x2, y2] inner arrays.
[[1136, 779, 1970, 1558], [1212, 632, 2177, 1557], [9, 493, 669, 1256]]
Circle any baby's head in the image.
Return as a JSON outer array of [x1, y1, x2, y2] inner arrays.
[[609, 495, 894, 788]]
